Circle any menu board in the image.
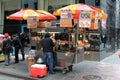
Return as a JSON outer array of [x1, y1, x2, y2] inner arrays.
[[79, 11, 92, 28], [27, 16, 38, 28], [102, 13, 108, 30], [60, 10, 72, 27]]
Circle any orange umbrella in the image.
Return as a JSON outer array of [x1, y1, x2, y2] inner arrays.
[[53, 3, 96, 19], [7, 8, 40, 20], [35, 10, 56, 20], [89, 6, 104, 20]]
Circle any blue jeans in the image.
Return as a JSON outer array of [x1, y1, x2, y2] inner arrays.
[[4, 54, 10, 65], [43, 52, 54, 73], [21, 47, 25, 60]]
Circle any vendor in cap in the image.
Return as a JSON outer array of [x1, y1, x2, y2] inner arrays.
[[41, 33, 55, 74]]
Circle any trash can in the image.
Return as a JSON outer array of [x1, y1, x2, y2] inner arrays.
[[27, 56, 34, 71]]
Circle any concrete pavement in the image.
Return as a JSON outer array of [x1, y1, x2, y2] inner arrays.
[[0, 48, 120, 80]]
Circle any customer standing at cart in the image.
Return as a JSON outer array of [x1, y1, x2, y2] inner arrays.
[[19, 32, 26, 61], [41, 33, 55, 74], [12, 34, 22, 63]]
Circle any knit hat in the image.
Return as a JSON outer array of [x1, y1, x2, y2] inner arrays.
[[4, 33, 9, 38], [45, 33, 50, 38]]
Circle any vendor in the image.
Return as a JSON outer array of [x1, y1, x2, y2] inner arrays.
[[77, 40, 84, 47]]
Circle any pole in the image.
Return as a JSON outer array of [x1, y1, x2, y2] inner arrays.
[[115, 0, 119, 51], [75, 24, 79, 63]]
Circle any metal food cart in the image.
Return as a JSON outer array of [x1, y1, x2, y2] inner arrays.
[[29, 24, 84, 74]]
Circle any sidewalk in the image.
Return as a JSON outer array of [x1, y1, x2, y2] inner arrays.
[[0, 48, 120, 80]]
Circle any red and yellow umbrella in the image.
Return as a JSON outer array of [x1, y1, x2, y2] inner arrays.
[[35, 10, 56, 20], [53, 3, 96, 19], [89, 6, 104, 20], [53, 3, 105, 20], [7, 8, 40, 20]]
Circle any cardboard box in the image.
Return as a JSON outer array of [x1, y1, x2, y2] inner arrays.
[[27, 56, 34, 71]]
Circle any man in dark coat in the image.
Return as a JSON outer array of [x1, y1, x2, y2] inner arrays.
[[41, 33, 55, 74], [3, 33, 12, 66], [12, 34, 22, 63], [19, 33, 26, 61]]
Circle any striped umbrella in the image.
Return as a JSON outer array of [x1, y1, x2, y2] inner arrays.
[[53, 3, 96, 19], [7, 8, 40, 20], [35, 10, 56, 20]]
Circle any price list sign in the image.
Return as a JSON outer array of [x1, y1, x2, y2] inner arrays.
[[60, 10, 72, 27], [27, 16, 38, 28], [79, 10, 92, 28]]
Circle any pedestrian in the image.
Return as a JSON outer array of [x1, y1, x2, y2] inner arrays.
[[41, 33, 55, 74], [3, 33, 12, 66], [19, 33, 26, 61], [12, 34, 22, 63]]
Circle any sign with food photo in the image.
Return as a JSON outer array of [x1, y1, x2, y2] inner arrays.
[[60, 10, 72, 27], [79, 10, 92, 28], [27, 16, 38, 28]]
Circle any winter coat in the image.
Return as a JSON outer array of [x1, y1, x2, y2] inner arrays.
[[3, 38, 12, 54], [41, 37, 55, 52], [12, 36, 22, 49]]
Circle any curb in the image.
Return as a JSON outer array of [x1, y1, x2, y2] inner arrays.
[[0, 70, 37, 80]]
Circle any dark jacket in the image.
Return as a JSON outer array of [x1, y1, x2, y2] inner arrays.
[[12, 36, 22, 49], [3, 38, 12, 54], [19, 33, 26, 47], [41, 37, 55, 52]]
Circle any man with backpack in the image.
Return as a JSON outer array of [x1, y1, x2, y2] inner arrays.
[[3, 33, 12, 66]]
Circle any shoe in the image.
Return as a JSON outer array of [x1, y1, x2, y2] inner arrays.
[[4, 64, 9, 66], [14, 61, 19, 64], [49, 72, 55, 74], [20, 59, 25, 61]]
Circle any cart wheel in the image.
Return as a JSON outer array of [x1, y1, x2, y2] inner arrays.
[[62, 68, 67, 74], [68, 65, 73, 71]]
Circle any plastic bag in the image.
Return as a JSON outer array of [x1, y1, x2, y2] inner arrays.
[[37, 58, 43, 64], [28, 49, 36, 57]]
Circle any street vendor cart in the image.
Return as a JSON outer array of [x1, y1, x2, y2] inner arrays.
[[30, 25, 81, 74]]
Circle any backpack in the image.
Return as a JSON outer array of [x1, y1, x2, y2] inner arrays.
[[5, 42, 12, 53]]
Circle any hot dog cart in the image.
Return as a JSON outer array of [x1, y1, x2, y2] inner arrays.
[[29, 25, 84, 73]]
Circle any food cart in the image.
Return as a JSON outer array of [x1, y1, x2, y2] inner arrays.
[[29, 22, 81, 73], [53, 3, 108, 61]]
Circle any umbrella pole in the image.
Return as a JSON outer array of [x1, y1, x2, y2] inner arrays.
[[29, 28, 31, 49], [75, 24, 79, 64], [69, 31, 71, 51]]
